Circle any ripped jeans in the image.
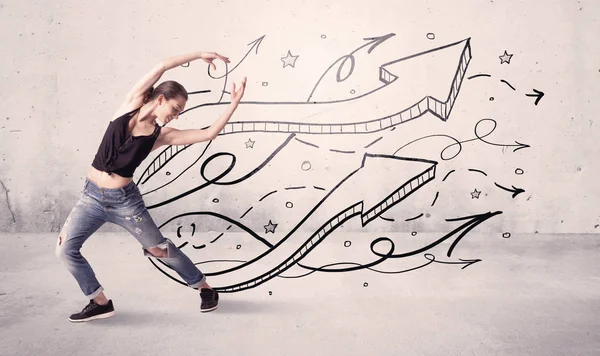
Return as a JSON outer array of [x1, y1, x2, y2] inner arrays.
[[56, 178, 206, 299]]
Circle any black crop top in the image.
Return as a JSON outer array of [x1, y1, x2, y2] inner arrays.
[[91, 107, 161, 178]]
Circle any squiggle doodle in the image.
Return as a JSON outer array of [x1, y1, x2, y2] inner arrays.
[[133, 34, 521, 293], [393, 118, 531, 160]]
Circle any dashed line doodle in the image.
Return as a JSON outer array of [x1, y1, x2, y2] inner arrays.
[[134, 34, 519, 294]]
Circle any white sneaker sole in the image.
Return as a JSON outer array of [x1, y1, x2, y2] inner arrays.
[[200, 304, 219, 313], [69, 310, 115, 323]]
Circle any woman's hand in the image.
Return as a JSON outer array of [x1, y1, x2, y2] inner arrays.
[[200, 52, 230, 70], [230, 77, 247, 104]]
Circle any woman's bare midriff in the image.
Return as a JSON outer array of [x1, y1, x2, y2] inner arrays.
[[87, 166, 133, 189]]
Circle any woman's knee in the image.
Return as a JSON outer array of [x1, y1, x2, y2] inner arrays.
[[144, 238, 176, 259], [55, 234, 80, 261], [146, 246, 168, 258]]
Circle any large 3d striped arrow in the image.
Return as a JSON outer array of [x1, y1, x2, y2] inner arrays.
[[137, 38, 471, 186], [150, 153, 437, 292]]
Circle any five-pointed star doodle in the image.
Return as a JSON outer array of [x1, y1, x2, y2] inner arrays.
[[499, 50, 513, 64], [245, 138, 255, 148], [471, 189, 482, 199], [281, 50, 299, 68], [264, 220, 278, 234]]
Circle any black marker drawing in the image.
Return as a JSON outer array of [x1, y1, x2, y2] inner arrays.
[[150, 153, 439, 292], [500, 79, 516, 91], [259, 190, 277, 201], [281, 50, 299, 68], [245, 138, 255, 148], [295, 137, 319, 148], [208, 35, 265, 80], [468, 168, 488, 176], [468, 73, 491, 79], [393, 118, 530, 160], [443, 170, 455, 181], [525, 89, 545, 105], [431, 191, 440, 206], [494, 182, 525, 198], [176, 36, 471, 137], [405, 213, 424, 221], [127, 34, 523, 293], [287, 211, 501, 277], [499, 50, 513, 64], [263, 220, 278, 234], [470, 189, 482, 199]]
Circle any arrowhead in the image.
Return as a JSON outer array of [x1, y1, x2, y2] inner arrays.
[[356, 154, 437, 225], [362, 33, 396, 54], [459, 258, 481, 269], [510, 186, 525, 198], [247, 35, 266, 54], [378, 38, 472, 121], [513, 141, 530, 152], [526, 89, 545, 105]]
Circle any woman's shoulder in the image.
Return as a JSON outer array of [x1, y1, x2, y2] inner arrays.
[[111, 96, 144, 121]]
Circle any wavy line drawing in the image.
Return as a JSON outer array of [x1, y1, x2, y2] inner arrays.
[[278, 253, 481, 279], [208, 37, 472, 135], [393, 118, 530, 160], [175, 37, 471, 137], [134, 35, 514, 294], [136, 36, 472, 203], [149, 153, 437, 292]]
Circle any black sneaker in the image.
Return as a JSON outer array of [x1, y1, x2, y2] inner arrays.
[[68, 299, 115, 322], [200, 288, 219, 312]]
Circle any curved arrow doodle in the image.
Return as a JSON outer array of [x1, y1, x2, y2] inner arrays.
[[287, 253, 481, 278], [306, 33, 396, 102], [525, 89, 544, 105], [137, 37, 473, 202], [207, 35, 266, 80], [149, 153, 438, 292], [178, 37, 472, 135], [494, 182, 525, 198], [393, 118, 530, 160], [144, 134, 295, 208]]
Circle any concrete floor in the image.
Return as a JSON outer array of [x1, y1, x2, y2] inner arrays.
[[1, 231, 599, 356]]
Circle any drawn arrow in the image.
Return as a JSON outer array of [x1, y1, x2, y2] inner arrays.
[[207, 35, 266, 80], [525, 89, 544, 105], [137, 38, 472, 193], [149, 153, 438, 292], [280, 253, 479, 279], [427, 255, 481, 269], [513, 141, 530, 152], [174, 37, 472, 139], [306, 33, 396, 101], [473, 118, 531, 153], [494, 182, 525, 198]]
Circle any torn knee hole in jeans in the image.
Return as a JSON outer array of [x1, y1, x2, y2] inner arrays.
[[144, 239, 173, 259]]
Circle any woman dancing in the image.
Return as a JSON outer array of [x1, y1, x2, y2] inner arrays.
[[55, 51, 246, 322]]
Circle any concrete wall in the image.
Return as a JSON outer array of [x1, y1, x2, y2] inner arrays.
[[1, 0, 598, 235]]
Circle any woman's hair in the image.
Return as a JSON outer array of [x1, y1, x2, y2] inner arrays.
[[144, 80, 188, 104]]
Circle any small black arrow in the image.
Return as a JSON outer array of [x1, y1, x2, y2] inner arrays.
[[425, 254, 482, 269], [208, 35, 266, 79], [525, 89, 544, 105], [513, 141, 530, 152], [494, 182, 525, 198]]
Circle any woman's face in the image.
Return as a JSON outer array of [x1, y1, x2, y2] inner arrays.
[[156, 95, 186, 125]]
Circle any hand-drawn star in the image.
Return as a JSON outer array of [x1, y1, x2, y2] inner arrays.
[[471, 189, 481, 199], [499, 50, 513, 64], [245, 138, 255, 148], [264, 220, 278, 234], [281, 50, 299, 68]]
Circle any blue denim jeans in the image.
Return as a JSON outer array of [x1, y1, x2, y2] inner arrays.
[[55, 178, 206, 299]]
